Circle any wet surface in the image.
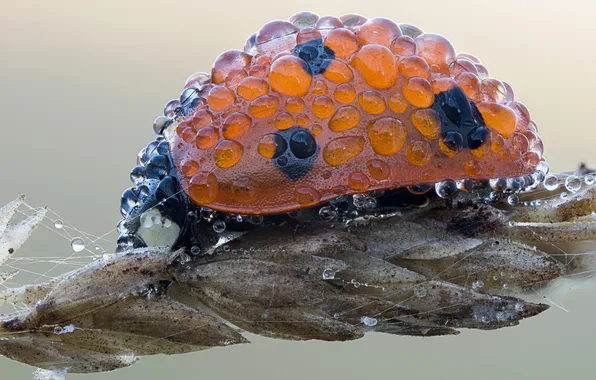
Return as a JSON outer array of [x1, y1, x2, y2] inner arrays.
[[1, 1, 596, 379]]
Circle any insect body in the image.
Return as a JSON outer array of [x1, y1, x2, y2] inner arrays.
[[118, 12, 546, 250]]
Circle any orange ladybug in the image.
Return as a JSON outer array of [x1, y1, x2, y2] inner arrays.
[[118, 12, 546, 250]]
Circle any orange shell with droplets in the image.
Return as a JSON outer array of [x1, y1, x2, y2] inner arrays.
[[166, 12, 544, 215]]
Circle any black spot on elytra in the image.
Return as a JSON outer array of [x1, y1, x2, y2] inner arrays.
[[431, 86, 490, 151], [293, 39, 335, 75], [271, 126, 319, 180]]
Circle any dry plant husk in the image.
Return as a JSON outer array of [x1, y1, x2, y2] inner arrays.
[[0, 170, 594, 375]]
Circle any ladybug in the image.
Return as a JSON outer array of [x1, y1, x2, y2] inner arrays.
[[117, 12, 546, 251]]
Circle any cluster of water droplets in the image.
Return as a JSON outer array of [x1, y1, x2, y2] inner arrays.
[[116, 133, 184, 250]]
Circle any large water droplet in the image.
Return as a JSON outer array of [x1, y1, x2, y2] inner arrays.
[[71, 237, 85, 252], [153, 116, 171, 135], [565, 175, 582, 193], [507, 195, 519, 206], [435, 179, 458, 198], [584, 174, 595, 186], [543, 174, 559, 191], [54, 219, 64, 229]]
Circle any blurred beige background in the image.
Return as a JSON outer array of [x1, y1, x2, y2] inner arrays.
[[1, 0, 595, 379]]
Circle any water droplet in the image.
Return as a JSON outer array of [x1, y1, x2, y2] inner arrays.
[[295, 185, 322, 206], [54, 220, 64, 229], [319, 206, 337, 221], [180, 87, 199, 106], [360, 316, 378, 327], [488, 191, 501, 202], [153, 116, 171, 135], [130, 166, 147, 185], [532, 170, 546, 184], [333, 313, 341, 319], [565, 175, 582, 193], [178, 253, 192, 263], [584, 174, 595, 186], [507, 195, 519, 206], [70, 237, 85, 252], [535, 161, 549, 176], [164, 99, 181, 118], [200, 207, 216, 222], [248, 215, 264, 225], [322, 268, 335, 280], [489, 178, 507, 191], [262, 313, 269, 319], [223, 245, 231, 252], [214, 140, 244, 169], [352, 194, 366, 208], [323, 136, 365, 166], [502, 283, 509, 289], [543, 174, 559, 191], [190, 246, 201, 255], [435, 179, 458, 198], [363, 196, 377, 209], [560, 192, 569, 200], [472, 280, 484, 290], [507, 177, 525, 192], [213, 220, 226, 233]]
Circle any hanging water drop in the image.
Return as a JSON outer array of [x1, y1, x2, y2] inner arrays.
[[54, 219, 64, 229], [70, 237, 85, 252], [213, 220, 226, 233], [435, 179, 458, 198], [584, 174, 595, 186]]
